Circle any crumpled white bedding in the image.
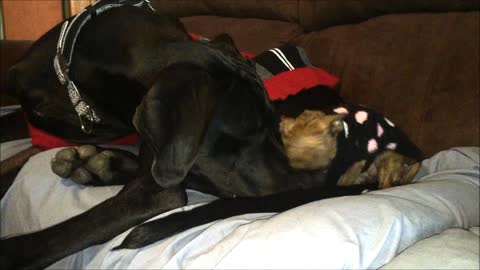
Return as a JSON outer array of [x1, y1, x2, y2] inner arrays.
[[381, 227, 479, 269], [1, 141, 479, 269]]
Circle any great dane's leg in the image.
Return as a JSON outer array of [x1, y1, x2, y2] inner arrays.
[[0, 176, 186, 270], [0, 63, 223, 270], [116, 183, 378, 249]]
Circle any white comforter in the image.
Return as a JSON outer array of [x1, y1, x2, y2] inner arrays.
[[1, 141, 479, 269]]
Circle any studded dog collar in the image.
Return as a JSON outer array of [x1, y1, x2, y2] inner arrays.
[[53, 0, 155, 134]]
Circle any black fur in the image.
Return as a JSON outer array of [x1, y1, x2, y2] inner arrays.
[[1, 7, 373, 270]]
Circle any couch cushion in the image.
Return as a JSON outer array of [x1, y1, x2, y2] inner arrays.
[[292, 12, 479, 157], [181, 16, 303, 54]]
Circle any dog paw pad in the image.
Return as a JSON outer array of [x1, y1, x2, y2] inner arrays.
[[51, 145, 139, 186]]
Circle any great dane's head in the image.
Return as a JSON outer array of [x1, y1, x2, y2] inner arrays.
[[8, 63, 136, 144], [7, 35, 86, 139], [6, 24, 138, 144]]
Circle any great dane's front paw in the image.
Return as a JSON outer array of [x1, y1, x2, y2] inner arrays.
[[50, 145, 97, 183], [51, 145, 139, 185]]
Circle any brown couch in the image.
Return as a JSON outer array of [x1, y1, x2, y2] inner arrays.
[[1, 0, 479, 158]]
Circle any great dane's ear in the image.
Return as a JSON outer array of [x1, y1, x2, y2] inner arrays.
[[6, 65, 20, 98], [5, 64, 41, 109], [6, 64, 38, 100], [133, 63, 220, 188], [208, 33, 242, 59]]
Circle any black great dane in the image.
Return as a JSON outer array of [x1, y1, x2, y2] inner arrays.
[[0, 1, 377, 269]]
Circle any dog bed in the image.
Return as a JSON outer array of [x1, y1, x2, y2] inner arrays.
[[1, 141, 479, 269]]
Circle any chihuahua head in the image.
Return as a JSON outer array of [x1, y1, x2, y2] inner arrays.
[[279, 110, 344, 170]]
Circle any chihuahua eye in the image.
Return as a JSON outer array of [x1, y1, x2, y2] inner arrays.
[[329, 119, 345, 135]]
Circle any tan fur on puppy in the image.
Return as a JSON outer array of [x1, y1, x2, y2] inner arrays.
[[337, 151, 420, 188], [280, 110, 344, 170], [280, 110, 420, 189]]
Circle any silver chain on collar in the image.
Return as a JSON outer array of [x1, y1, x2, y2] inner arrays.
[[53, 0, 155, 134]]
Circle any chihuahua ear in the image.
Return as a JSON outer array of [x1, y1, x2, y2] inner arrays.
[[279, 116, 296, 136]]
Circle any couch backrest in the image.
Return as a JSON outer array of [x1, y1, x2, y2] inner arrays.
[[157, 0, 479, 157], [151, 0, 479, 30]]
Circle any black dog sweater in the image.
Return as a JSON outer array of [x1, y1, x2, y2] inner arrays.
[[254, 46, 422, 176]]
